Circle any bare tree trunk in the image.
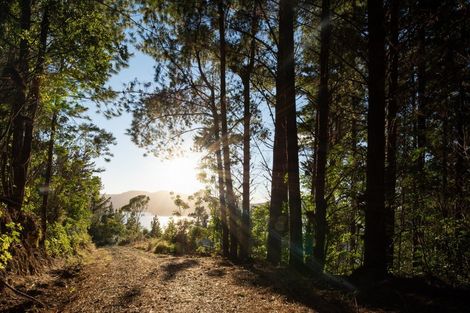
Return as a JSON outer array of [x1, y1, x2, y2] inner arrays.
[[313, 0, 331, 272], [240, 75, 251, 260], [211, 92, 229, 257], [441, 110, 448, 217], [364, 0, 387, 278], [384, 0, 399, 271], [267, 83, 287, 266], [196, 52, 229, 256], [277, 0, 303, 269], [40, 110, 56, 250], [34, 8, 51, 251], [239, 4, 258, 261], [455, 83, 465, 218], [9, 0, 32, 215], [349, 96, 359, 272], [413, 25, 426, 271], [218, 0, 238, 260]]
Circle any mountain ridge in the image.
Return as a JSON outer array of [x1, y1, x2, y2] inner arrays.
[[104, 190, 195, 216]]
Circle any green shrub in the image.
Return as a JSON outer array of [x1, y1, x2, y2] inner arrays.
[[0, 217, 22, 270], [45, 219, 92, 257], [154, 240, 175, 254], [145, 238, 160, 252], [46, 222, 73, 257], [90, 210, 126, 246]]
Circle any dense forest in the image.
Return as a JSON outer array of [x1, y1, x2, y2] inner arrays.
[[0, 0, 469, 311]]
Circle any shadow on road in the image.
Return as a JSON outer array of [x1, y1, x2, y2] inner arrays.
[[161, 259, 199, 281], [118, 286, 143, 305], [206, 268, 226, 277], [231, 265, 356, 313]]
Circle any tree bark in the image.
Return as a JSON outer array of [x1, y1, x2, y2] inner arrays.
[[218, 0, 238, 260], [240, 75, 251, 261], [454, 81, 465, 218], [384, 0, 399, 271], [364, 0, 387, 278], [195, 51, 229, 256], [239, 3, 258, 261], [210, 91, 229, 257], [9, 0, 32, 215], [413, 24, 426, 271], [349, 96, 359, 272], [267, 82, 287, 266], [32, 7, 50, 251], [313, 0, 331, 272], [40, 111, 56, 251], [277, 0, 303, 269]]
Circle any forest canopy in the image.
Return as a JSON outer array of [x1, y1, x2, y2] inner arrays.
[[0, 0, 469, 293]]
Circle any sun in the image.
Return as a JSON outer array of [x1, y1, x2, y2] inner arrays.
[[158, 152, 204, 194]]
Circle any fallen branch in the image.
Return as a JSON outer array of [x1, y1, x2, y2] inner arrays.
[[1, 278, 47, 308]]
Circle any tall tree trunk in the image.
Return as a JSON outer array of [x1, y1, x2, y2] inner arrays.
[[384, 0, 399, 271], [196, 52, 229, 256], [218, 0, 238, 260], [313, 0, 331, 272], [267, 15, 290, 265], [211, 91, 229, 257], [278, 0, 303, 269], [240, 75, 251, 261], [32, 7, 50, 251], [349, 96, 359, 272], [306, 102, 320, 265], [239, 4, 258, 261], [9, 0, 32, 215], [454, 82, 465, 218], [413, 25, 426, 271], [364, 0, 387, 278], [441, 108, 448, 217], [40, 110, 56, 251], [267, 81, 287, 265]]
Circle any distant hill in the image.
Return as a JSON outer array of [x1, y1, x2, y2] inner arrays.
[[104, 190, 195, 216]]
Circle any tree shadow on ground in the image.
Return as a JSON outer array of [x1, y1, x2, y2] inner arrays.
[[50, 265, 81, 280], [351, 276, 470, 313], [160, 258, 199, 281], [205, 268, 226, 277], [230, 263, 356, 313], [0, 264, 83, 312], [118, 286, 143, 306], [232, 262, 470, 313]]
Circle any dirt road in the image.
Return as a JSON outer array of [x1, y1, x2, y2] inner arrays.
[[2, 246, 468, 313], [2, 247, 323, 312]]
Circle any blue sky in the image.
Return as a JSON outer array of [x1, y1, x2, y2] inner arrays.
[[91, 46, 271, 203], [92, 50, 204, 195]]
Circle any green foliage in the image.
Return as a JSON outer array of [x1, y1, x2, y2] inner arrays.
[[117, 195, 150, 244], [90, 205, 126, 246], [172, 194, 190, 216], [154, 240, 176, 254], [423, 217, 470, 285], [163, 218, 177, 242], [160, 216, 211, 255], [121, 211, 144, 244], [46, 219, 92, 257], [45, 222, 73, 257], [0, 0, 129, 271], [145, 224, 212, 254], [121, 195, 150, 214], [149, 215, 162, 238], [251, 203, 269, 259], [90, 195, 151, 247], [0, 213, 22, 270]]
